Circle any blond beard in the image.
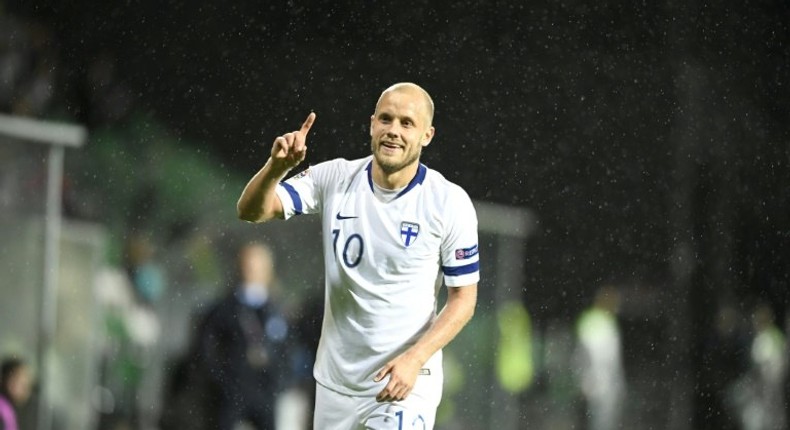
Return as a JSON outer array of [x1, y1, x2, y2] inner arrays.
[[370, 141, 422, 175]]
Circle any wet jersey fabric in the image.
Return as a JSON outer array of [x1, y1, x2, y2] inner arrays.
[[275, 156, 479, 396]]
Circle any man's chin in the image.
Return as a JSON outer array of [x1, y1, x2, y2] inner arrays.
[[373, 154, 419, 175], [373, 156, 400, 175]]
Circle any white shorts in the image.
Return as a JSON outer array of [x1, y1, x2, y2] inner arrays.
[[313, 368, 443, 430]]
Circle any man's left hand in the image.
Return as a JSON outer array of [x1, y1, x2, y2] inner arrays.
[[373, 352, 422, 402]]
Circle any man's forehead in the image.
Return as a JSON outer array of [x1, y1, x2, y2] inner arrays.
[[376, 90, 429, 114]]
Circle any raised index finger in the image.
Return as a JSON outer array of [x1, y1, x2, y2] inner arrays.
[[300, 112, 316, 136]]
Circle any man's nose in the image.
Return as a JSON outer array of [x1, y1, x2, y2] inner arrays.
[[385, 122, 401, 136]]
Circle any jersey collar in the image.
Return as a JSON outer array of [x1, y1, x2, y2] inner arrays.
[[365, 160, 427, 200]]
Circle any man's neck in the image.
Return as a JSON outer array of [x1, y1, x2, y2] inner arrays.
[[371, 160, 419, 190]]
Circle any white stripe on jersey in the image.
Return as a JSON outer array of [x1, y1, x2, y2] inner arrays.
[[274, 156, 479, 396]]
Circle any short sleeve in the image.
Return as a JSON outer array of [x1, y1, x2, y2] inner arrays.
[[274, 161, 334, 220], [440, 188, 480, 287]]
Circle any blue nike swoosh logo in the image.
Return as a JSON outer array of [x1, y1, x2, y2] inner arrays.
[[336, 213, 358, 220]]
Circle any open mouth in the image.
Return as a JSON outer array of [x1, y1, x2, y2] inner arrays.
[[380, 141, 401, 151]]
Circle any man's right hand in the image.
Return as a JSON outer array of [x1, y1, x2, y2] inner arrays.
[[271, 112, 316, 173]]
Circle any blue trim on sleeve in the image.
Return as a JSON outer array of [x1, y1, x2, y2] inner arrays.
[[442, 261, 480, 276], [280, 182, 303, 215]]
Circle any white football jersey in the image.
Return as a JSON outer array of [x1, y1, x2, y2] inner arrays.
[[275, 155, 480, 395]]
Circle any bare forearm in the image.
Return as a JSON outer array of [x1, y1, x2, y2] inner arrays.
[[236, 158, 288, 222], [373, 286, 476, 402], [238, 112, 316, 222], [407, 286, 477, 365]]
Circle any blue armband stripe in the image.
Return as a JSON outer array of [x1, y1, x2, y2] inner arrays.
[[442, 261, 479, 276], [280, 182, 303, 215]]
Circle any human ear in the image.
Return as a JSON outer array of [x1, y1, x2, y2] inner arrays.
[[421, 126, 435, 147]]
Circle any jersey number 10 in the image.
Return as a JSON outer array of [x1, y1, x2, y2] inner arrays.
[[332, 228, 364, 268]]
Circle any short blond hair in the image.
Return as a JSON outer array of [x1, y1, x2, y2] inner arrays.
[[377, 82, 435, 125]]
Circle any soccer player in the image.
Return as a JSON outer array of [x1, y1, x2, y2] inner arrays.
[[237, 82, 479, 429]]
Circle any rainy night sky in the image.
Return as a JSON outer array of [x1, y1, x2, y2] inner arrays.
[[9, 1, 789, 319]]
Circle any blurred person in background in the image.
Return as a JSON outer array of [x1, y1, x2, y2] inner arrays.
[[706, 299, 752, 429], [198, 242, 289, 430], [125, 234, 166, 306], [0, 357, 33, 430], [729, 302, 788, 430], [749, 303, 788, 430], [575, 285, 626, 430], [93, 237, 163, 429]]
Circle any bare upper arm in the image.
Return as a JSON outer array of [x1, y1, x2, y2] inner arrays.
[[269, 188, 285, 221], [238, 184, 286, 223]]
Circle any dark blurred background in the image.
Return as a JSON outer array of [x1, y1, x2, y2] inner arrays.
[[0, 0, 787, 429], [12, 0, 787, 317]]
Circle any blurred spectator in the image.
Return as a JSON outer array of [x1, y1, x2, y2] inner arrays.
[[495, 300, 535, 395], [705, 299, 752, 429], [575, 285, 626, 430], [0, 356, 33, 430], [94, 262, 162, 429], [122, 234, 167, 428], [198, 242, 289, 430], [125, 234, 167, 306], [729, 303, 788, 430]]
